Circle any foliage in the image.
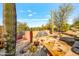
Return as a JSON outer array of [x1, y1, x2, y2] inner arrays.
[[60, 22, 70, 32], [5, 33, 16, 56], [28, 45, 37, 53], [47, 18, 54, 33], [30, 25, 49, 31], [73, 17, 79, 29], [53, 4, 73, 32], [17, 22, 29, 33]]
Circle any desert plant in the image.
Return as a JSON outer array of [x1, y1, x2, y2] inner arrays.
[[60, 22, 70, 32], [3, 3, 16, 56], [53, 4, 73, 33], [17, 22, 29, 33], [73, 16, 79, 29], [28, 45, 37, 53]]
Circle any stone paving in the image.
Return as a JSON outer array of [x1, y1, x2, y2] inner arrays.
[[0, 48, 5, 56]]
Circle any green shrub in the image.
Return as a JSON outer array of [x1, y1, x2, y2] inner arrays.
[[28, 45, 37, 53]]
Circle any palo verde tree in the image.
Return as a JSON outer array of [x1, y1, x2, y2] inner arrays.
[[3, 3, 16, 56], [46, 10, 55, 34], [73, 16, 79, 29], [53, 4, 73, 32]]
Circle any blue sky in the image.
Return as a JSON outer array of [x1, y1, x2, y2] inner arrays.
[[0, 3, 79, 27], [0, 3, 2, 26]]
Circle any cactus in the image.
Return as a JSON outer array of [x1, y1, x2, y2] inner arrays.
[[3, 3, 16, 56]]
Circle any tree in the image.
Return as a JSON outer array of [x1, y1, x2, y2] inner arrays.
[[46, 19, 52, 33], [73, 16, 79, 29], [17, 22, 29, 33], [46, 11, 55, 34], [3, 3, 16, 56], [53, 4, 73, 32], [60, 22, 70, 32]]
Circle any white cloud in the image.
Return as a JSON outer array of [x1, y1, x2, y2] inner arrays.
[[28, 14, 33, 17], [27, 10, 37, 15], [27, 10, 32, 12], [27, 10, 37, 16]]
